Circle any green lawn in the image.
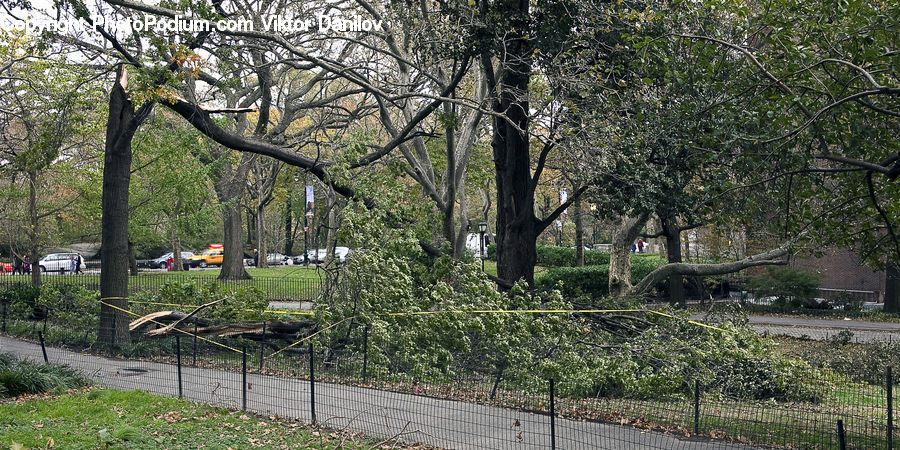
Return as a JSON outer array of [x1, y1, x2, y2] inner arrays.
[[0, 389, 372, 449]]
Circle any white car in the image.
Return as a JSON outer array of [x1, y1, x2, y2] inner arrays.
[[39, 253, 86, 273]]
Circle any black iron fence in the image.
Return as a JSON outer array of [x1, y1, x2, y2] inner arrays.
[[1, 298, 898, 449], [0, 273, 321, 301]]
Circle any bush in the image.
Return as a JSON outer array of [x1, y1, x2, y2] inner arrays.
[[748, 267, 821, 310], [536, 255, 666, 300], [536, 265, 611, 298], [0, 353, 89, 397], [486, 244, 610, 267]]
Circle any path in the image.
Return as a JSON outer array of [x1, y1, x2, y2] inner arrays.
[[0, 336, 749, 449], [745, 315, 900, 343]]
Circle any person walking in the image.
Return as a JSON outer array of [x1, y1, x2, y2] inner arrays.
[[252, 249, 259, 267], [12, 254, 22, 275], [23, 255, 30, 274], [75, 253, 83, 274], [637, 240, 645, 253]]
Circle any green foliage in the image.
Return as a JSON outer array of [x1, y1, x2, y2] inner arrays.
[[0, 354, 89, 398], [153, 280, 271, 323], [536, 254, 666, 299], [37, 285, 99, 332], [748, 267, 822, 310], [486, 244, 611, 267], [319, 206, 823, 402]]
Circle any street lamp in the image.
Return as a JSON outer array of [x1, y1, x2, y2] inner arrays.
[[295, 170, 309, 266], [478, 222, 487, 272]]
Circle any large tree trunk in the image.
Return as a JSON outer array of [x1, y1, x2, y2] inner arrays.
[[128, 241, 138, 276], [99, 67, 151, 346], [488, 1, 536, 285], [661, 215, 685, 308], [574, 195, 584, 267], [885, 263, 900, 313], [256, 201, 268, 268], [208, 151, 254, 281], [27, 171, 41, 286], [220, 199, 250, 280], [171, 227, 184, 271], [609, 214, 648, 298], [284, 193, 294, 256]]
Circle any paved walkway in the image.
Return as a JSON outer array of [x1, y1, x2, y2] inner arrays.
[[0, 336, 749, 449], [746, 316, 900, 343]]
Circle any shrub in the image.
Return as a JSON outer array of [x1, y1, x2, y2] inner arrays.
[[748, 267, 821, 310], [536, 266, 611, 298], [0, 354, 89, 397], [486, 244, 610, 266], [536, 255, 666, 300]]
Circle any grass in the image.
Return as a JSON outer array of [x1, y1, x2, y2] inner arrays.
[[0, 389, 376, 449]]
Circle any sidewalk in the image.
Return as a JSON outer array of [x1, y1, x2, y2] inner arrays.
[[0, 335, 749, 449]]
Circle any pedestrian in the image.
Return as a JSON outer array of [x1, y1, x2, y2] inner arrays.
[[12, 254, 22, 275], [253, 248, 259, 267], [631, 242, 637, 253], [23, 255, 30, 274], [75, 253, 83, 274], [637, 239, 645, 253], [166, 255, 174, 271], [69, 256, 76, 274]]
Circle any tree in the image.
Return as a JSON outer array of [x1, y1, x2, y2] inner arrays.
[[98, 66, 153, 345], [0, 32, 103, 285]]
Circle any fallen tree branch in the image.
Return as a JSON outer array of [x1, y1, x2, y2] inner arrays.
[[630, 241, 795, 296]]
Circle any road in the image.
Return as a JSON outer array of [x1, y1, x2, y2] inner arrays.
[[0, 336, 751, 449]]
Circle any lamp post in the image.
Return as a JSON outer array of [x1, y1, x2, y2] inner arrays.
[[295, 170, 309, 266], [478, 222, 487, 272], [556, 220, 563, 247]]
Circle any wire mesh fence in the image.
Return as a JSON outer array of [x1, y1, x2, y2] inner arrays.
[[2, 294, 899, 450]]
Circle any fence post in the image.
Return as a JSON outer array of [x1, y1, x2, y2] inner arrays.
[[192, 324, 198, 366], [550, 378, 556, 450], [176, 336, 183, 399], [837, 419, 846, 450], [38, 331, 48, 363], [259, 321, 266, 371], [309, 342, 316, 424], [361, 326, 369, 381], [1, 297, 6, 333], [889, 366, 893, 450], [242, 345, 247, 411], [694, 379, 701, 435]]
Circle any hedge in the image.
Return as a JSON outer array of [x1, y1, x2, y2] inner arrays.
[[536, 254, 667, 299], [486, 244, 610, 267]]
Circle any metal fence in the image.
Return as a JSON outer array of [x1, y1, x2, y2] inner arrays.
[[1, 298, 898, 449]]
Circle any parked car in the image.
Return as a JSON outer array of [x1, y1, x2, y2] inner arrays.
[[265, 253, 290, 266], [292, 247, 350, 265], [38, 253, 86, 273], [187, 244, 224, 268], [150, 251, 195, 269]]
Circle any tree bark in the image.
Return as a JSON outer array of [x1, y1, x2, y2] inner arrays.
[[661, 215, 685, 308], [27, 171, 41, 286], [99, 67, 152, 345], [609, 213, 649, 298], [171, 227, 184, 271], [884, 262, 900, 313], [487, 1, 537, 284], [284, 192, 294, 256], [220, 199, 250, 279], [128, 241, 138, 276], [256, 202, 268, 268], [574, 195, 584, 267], [631, 243, 792, 296]]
